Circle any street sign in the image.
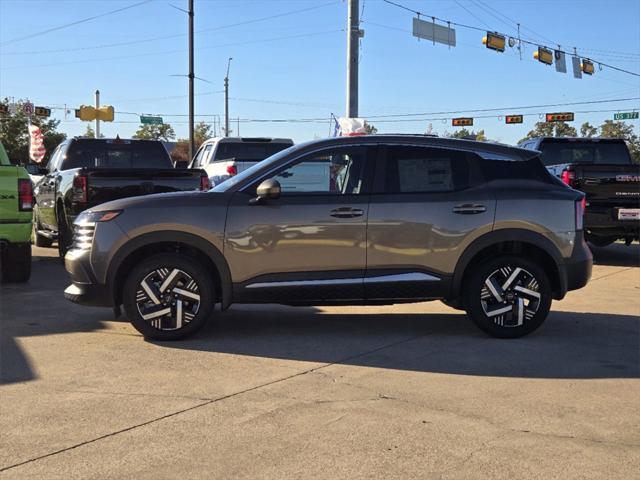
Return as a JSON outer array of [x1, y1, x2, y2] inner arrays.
[[23, 102, 34, 116], [452, 117, 473, 127], [614, 112, 638, 121], [554, 50, 567, 73], [140, 115, 163, 125], [571, 56, 582, 79], [34, 106, 51, 118], [412, 17, 456, 47], [505, 115, 523, 124], [546, 112, 574, 122]]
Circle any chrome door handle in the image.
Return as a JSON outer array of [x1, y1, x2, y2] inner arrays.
[[452, 204, 486, 214], [330, 207, 364, 218]]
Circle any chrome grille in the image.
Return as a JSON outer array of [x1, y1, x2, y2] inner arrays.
[[72, 224, 95, 250]]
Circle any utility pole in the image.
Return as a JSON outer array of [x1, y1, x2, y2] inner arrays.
[[95, 89, 100, 138], [188, 0, 195, 160], [224, 57, 232, 137], [346, 0, 360, 118]]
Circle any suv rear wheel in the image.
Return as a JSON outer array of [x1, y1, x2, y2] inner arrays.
[[123, 253, 214, 340], [464, 256, 552, 338]]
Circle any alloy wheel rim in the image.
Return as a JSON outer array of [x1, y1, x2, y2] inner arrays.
[[135, 268, 200, 331], [480, 266, 541, 328]]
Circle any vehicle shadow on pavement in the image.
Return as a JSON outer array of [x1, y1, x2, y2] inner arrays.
[[160, 305, 639, 380], [0, 255, 109, 385], [591, 242, 639, 267]]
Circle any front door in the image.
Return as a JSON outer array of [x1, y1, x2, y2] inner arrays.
[[225, 145, 375, 303]]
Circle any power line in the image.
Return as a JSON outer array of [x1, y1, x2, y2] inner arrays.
[[381, 0, 640, 77], [0, 1, 340, 56], [0, 0, 154, 47]]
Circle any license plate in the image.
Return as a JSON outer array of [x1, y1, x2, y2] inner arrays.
[[618, 208, 640, 220]]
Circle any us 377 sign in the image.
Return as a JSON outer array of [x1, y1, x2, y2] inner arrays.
[[614, 112, 639, 120]]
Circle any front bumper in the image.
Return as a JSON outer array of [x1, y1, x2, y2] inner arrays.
[[64, 248, 113, 307]]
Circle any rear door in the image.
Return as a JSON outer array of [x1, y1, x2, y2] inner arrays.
[[365, 145, 495, 300]]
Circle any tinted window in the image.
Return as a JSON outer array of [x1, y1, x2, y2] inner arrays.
[[481, 158, 553, 183], [380, 146, 469, 193], [214, 142, 292, 162], [193, 144, 212, 167], [267, 147, 368, 195], [539, 141, 631, 166], [63, 140, 172, 170]]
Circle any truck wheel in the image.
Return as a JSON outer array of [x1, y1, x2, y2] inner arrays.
[[123, 253, 215, 340], [33, 207, 53, 248], [464, 256, 552, 339], [1, 244, 32, 283], [57, 210, 72, 259]]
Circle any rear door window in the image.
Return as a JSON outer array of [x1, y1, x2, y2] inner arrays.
[[539, 141, 631, 166], [63, 140, 173, 169], [377, 146, 470, 194]]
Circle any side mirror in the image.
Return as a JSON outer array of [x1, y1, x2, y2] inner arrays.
[[251, 179, 281, 204], [174, 160, 189, 169], [25, 164, 46, 175]]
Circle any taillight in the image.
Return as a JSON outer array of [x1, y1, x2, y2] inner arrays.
[[73, 174, 88, 203], [18, 179, 33, 212], [560, 167, 576, 187], [575, 196, 586, 230], [226, 164, 237, 176], [200, 174, 211, 191]]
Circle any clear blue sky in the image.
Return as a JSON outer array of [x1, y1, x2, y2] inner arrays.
[[1, 0, 639, 144]]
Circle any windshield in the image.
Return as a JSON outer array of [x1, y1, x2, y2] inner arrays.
[[213, 142, 292, 162], [539, 141, 631, 166], [211, 144, 297, 192]]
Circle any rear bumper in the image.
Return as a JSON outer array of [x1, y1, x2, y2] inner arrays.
[[0, 221, 32, 244], [585, 205, 639, 238], [561, 232, 593, 294]]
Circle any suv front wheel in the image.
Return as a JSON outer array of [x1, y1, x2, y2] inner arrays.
[[123, 253, 214, 340], [464, 256, 552, 338]]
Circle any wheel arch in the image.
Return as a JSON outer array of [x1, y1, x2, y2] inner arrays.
[[451, 229, 567, 300], [107, 231, 232, 310]]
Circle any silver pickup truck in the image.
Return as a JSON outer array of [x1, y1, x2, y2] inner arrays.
[[190, 137, 293, 186]]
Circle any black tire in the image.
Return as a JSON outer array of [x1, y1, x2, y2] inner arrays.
[[464, 256, 552, 339], [33, 207, 53, 248], [123, 253, 215, 340], [441, 298, 464, 311], [57, 208, 71, 260], [1, 244, 32, 283]]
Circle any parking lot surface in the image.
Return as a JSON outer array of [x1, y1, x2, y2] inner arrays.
[[1, 244, 639, 479]]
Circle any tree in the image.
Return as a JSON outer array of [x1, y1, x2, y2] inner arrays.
[[446, 128, 487, 141], [599, 120, 639, 164], [519, 121, 577, 143], [580, 122, 598, 138], [169, 122, 213, 164], [194, 121, 212, 146], [83, 124, 104, 138], [0, 98, 66, 165], [133, 123, 175, 141]]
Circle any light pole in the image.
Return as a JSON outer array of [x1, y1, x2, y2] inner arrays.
[[95, 89, 100, 138], [188, 0, 195, 160], [346, 0, 360, 118], [224, 57, 232, 137]]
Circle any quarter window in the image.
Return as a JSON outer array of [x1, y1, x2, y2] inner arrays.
[[380, 146, 469, 193]]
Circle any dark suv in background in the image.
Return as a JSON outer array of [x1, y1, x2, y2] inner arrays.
[[520, 137, 639, 247], [63, 135, 592, 340]]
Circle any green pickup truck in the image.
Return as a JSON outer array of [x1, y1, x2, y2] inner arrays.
[[0, 141, 33, 282]]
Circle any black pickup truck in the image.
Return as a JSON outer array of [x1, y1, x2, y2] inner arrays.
[[520, 137, 639, 247], [30, 138, 210, 257]]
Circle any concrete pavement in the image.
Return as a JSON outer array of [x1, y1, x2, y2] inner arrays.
[[1, 244, 638, 479]]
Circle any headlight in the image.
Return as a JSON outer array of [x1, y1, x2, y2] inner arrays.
[[77, 210, 122, 224]]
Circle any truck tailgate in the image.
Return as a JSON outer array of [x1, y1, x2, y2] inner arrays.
[[0, 166, 20, 222], [85, 168, 204, 206], [572, 164, 640, 205]]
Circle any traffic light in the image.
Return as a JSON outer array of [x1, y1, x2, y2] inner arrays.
[[505, 115, 523, 124], [75, 105, 114, 121], [545, 112, 574, 122], [34, 106, 51, 118], [97, 106, 114, 122], [452, 117, 473, 127], [77, 105, 96, 121], [582, 59, 595, 75], [534, 47, 553, 65], [482, 32, 506, 52]]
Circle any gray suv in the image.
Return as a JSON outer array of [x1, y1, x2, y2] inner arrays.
[[64, 136, 592, 340]]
